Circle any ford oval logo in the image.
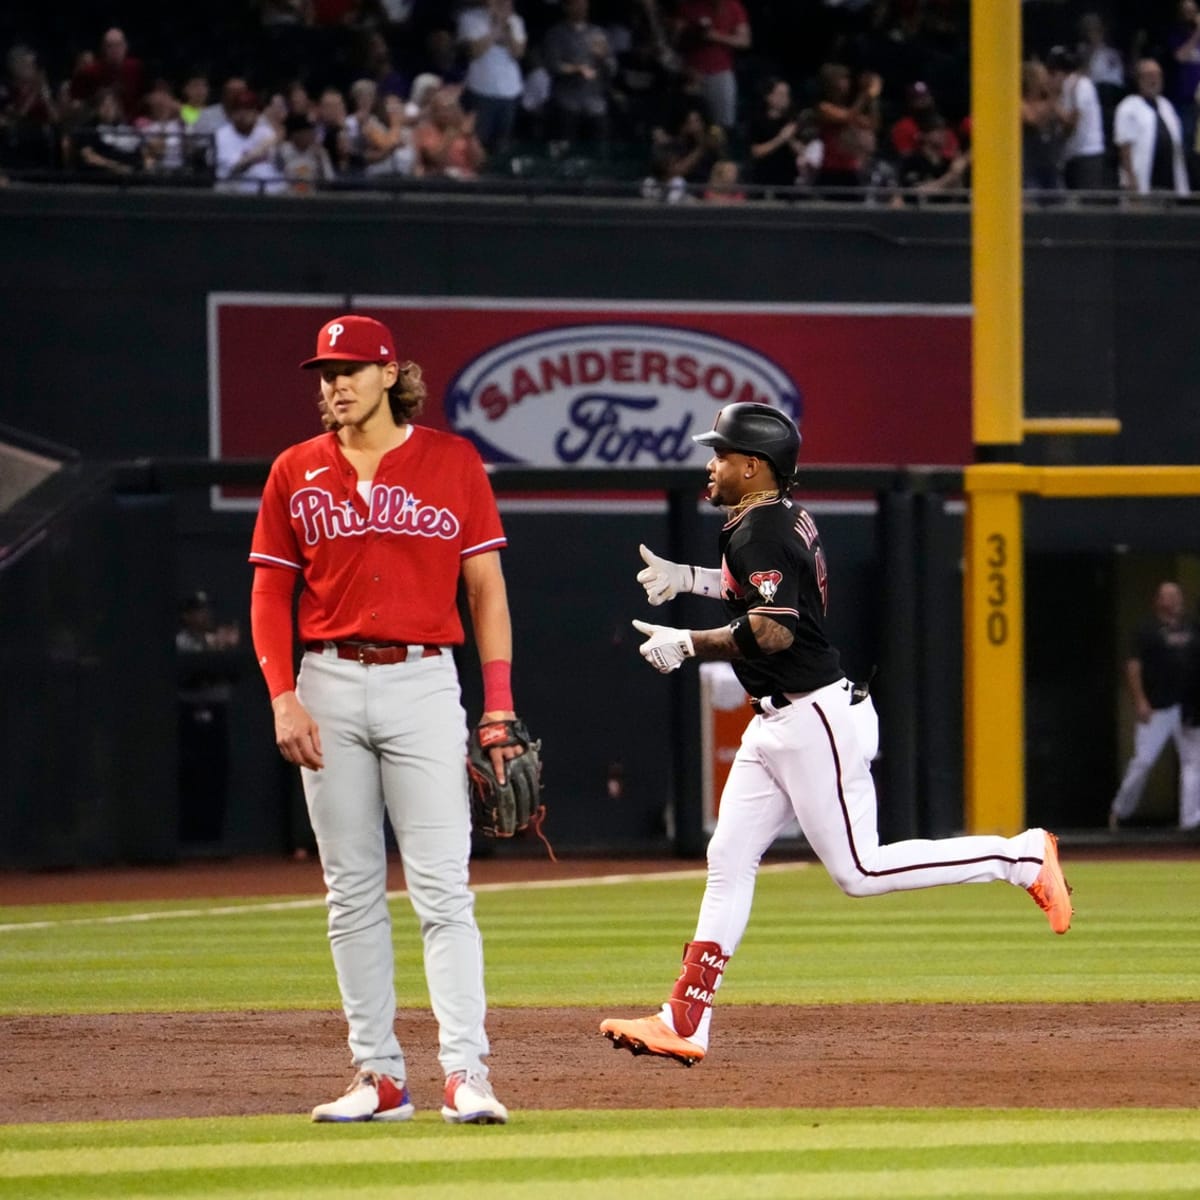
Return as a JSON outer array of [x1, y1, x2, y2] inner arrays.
[[444, 323, 802, 467]]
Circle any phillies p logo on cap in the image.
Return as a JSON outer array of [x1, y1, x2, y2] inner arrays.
[[300, 315, 397, 368]]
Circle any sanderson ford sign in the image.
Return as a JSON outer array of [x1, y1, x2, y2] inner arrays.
[[444, 323, 801, 467], [208, 295, 970, 506]]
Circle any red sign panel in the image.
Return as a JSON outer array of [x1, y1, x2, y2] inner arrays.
[[208, 295, 970, 506]]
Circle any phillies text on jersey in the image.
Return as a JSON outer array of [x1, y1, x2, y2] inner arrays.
[[249, 425, 505, 645]]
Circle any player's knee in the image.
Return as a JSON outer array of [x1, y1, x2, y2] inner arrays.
[[705, 837, 759, 885], [827, 865, 875, 897]]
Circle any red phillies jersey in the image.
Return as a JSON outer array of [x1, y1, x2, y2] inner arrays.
[[249, 426, 506, 644]]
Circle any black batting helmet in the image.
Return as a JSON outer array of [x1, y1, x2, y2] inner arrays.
[[692, 402, 801, 486]]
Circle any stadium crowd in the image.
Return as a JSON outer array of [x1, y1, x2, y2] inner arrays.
[[0, 0, 1197, 201]]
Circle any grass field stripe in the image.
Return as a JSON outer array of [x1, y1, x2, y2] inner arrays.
[[4, 1120, 1199, 1175], [52, 1183, 1198, 1200], [5, 1109, 1196, 1146], [2, 1162, 1197, 1200], [0, 863, 809, 934]]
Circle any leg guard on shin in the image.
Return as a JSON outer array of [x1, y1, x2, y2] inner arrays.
[[665, 940, 728, 1039]]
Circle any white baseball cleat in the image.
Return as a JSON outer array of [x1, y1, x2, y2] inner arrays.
[[311, 1070, 415, 1122], [441, 1070, 509, 1124]]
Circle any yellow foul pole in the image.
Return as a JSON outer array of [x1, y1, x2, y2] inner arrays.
[[965, 2, 1025, 834], [971, 2, 1024, 447]]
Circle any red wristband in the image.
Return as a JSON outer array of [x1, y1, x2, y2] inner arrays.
[[482, 659, 513, 713]]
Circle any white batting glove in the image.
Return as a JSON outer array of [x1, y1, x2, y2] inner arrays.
[[637, 543, 694, 606], [632, 618, 695, 673]]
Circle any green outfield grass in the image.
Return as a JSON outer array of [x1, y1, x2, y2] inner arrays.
[[2, 860, 1199, 1199], [0, 861, 1198, 1013], [3, 1109, 1200, 1199]]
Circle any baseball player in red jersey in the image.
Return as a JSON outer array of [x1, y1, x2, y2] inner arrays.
[[249, 314, 521, 1123], [600, 402, 1073, 1067]]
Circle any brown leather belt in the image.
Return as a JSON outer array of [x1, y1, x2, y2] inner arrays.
[[305, 641, 442, 665]]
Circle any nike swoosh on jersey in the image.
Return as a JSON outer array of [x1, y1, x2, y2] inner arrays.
[[304, 466, 330, 481]]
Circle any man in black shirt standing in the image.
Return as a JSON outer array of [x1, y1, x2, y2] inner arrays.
[[600, 402, 1073, 1068], [1109, 580, 1200, 830]]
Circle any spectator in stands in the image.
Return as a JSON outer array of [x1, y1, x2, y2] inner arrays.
[[650, 100, 725, 189], [1114, 57, 1191, 196], [418, 26, 468, 87], [315, 85, 352, 174], [415, 84, 486, 178], [193, 77, 253, 139], [858, 127, 904, 208], [669, 0, 750, 133], [262, 90, 291, 141], [276, 110, 335, 191], [610, 0, 679, 143], [345, 77, 416, 177], [284, 80, 316, 121], [1167, 0, 1200, 150], [897, 114, 969, 202], [1077, 9, 1125, 144], [1046, 45, 1107, 191], [357, 29, 411, 100], [406, 72, 444, 123], [213, 88, 284, 194], [746, 76, 802, 192], [72, 87, 147, 176], [458, 0, 527, 157], [0, 44, 59, 169], [1021, 59, 1064, 193], [542, 0, 616, 157], [137, 80, 188, 175], [640, 146, 688, 202], [369, 90, 418, 177], [702, 156, 744, 203], [70, 27, 146, 117], [174, 73, 215, 174], [813, 63, 881, 194], [179, 73, 211, 127], [889, 81, 960, 161]]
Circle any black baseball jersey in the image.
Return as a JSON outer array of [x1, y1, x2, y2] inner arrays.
[[1131, 615, 1198, 709], [718, 495, 843, 697]]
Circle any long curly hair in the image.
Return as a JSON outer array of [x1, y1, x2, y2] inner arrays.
[[318, 360, 427, 431]]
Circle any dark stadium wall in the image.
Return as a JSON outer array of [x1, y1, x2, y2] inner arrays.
[[2, 191, 1198, 863]]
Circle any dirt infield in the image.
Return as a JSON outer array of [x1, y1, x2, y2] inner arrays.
[[2, 851, 1198, 1122]]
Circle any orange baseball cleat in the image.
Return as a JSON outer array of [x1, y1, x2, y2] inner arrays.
[[600, 1014, 705, 1067], [1026, 831, 1073, 934]]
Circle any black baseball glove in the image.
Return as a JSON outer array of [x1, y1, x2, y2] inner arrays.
[[467, 718, 554, 856]]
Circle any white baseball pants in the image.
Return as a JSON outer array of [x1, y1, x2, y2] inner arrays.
[[1111, 703, 1200, 830], [694, 678, 1046, 959]]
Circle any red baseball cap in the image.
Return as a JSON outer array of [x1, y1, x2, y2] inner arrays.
[[300, 315, 398, 369]]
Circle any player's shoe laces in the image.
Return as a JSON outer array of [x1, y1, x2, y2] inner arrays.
[[600, 1014, 705, 1067], [441, 1070, 509, 1124], [311, 1069, 415, 1123], [1026, 831, 1073, 934]]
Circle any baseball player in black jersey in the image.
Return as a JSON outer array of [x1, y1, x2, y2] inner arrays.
[[600, 402, 1072, 1067]]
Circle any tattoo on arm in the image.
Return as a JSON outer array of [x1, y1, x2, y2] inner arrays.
[[691, 614, 794, 660], [749, 614, 794, 654]]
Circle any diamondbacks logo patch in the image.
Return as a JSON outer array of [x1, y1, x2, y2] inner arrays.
[[749, 570, 783, 601]]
